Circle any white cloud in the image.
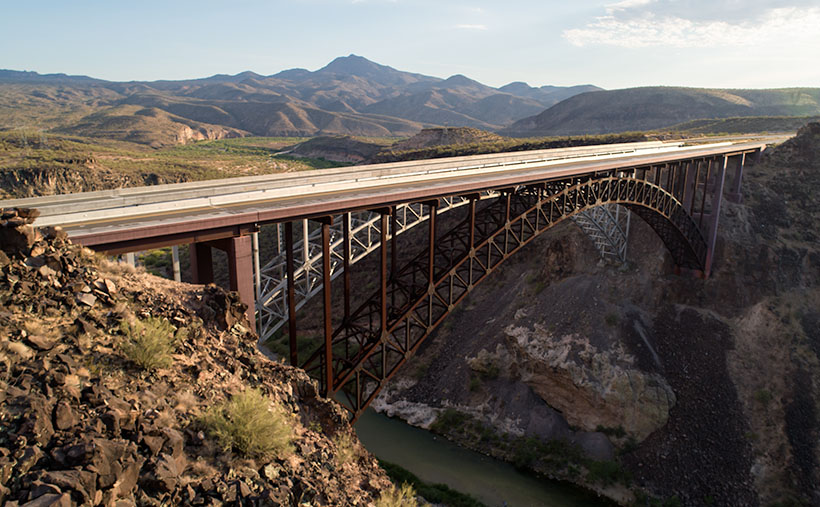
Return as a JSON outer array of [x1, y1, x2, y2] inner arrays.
[[455, 24, 487, 30], [606, 0, 656, 13], [564, 6, 820, 48]]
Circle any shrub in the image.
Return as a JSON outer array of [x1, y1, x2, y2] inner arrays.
[[604, 312, 620, 327], [586, 460, 625, 486], [754, 389, 773, 406], [119, 316, 179, 370], [334, 431, 358, 465], [200, 389, 293, 459], [375, 482, 419, 507], [430, 408, 470, 434]]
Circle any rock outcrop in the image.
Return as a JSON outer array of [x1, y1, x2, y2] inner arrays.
[[504, 325, 675, 441], [0, 208, 393, 506]]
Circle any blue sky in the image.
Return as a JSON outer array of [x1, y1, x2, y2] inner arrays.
[[2, 0, 818, 89]]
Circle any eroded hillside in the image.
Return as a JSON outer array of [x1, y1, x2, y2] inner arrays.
[[0, 209, 400, 505]]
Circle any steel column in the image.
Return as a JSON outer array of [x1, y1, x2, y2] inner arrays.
[[391, 212, 398, 308], [380, 212, 389, 338], [704, 157, 728, 278], [727, 153, 746, 203], [171, 245, 181, 282], [285, 222, 298, 366], [683, 160, 698, 213], [343, 213, 351, 324], [698, 159, 713, 229], [427, 201, 438, 285], [321, 217, 334, 395]]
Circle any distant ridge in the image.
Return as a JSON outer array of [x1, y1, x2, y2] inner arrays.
[[502, 86, 820, 136], [0, 56, 599, 144]]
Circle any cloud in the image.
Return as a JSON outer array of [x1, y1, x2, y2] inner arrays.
[[606, 0, 656, 13], [564, 6, 820, 48], [455, 24, 487, 30]]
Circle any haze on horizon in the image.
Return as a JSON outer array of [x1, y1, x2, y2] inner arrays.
[[2, 0, 818, 90]]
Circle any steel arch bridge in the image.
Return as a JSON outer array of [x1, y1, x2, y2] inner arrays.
[[8, 140, 764, 420], [278, 152, 752, 420]]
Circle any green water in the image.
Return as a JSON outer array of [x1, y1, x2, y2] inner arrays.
[[354, 409, 611, 507]]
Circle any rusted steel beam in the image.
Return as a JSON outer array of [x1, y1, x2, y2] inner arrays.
[[380, 212, 389, 338], [285, 221, 298, 366], [427, 201, 438, 286], [343, 213, 351, 325], [727, 153, 746, 203], [698, 158, 713, 229], [321, 216, 334, 395], [391, 211, 398, 309], [90, 223, 258, 255]]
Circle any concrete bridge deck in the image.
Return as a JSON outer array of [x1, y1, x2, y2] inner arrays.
[[2, 140, 765, 253]]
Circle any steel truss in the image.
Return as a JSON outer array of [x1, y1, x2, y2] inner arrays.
[[572, 204, 631, 263], [298, 172, 712, 420], [257, 196, 633, 340], [257, 193, 499, 341]]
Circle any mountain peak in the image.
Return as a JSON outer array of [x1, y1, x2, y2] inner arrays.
[[318, 54, 390, 77], [443, 74, 480, 86], [499, 81, 533, 93]]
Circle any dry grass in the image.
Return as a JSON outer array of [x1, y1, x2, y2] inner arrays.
[[119, 316, 178, 370], [333, 431, 359, 465], [200, 389, 293, 459], [375, 482, 419, 507]]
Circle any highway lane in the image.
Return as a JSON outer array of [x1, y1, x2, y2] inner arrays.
[[0, 139, 767, 250]]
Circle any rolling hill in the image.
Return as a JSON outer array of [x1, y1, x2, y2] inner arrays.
[[502, 87, 820, 136], [0, 56, 599, 145]]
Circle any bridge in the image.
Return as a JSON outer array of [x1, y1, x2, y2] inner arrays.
[[1, 139, 765, 419]]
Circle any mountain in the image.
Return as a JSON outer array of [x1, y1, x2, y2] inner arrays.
[[502, 86, 820, 137], [498, 82, 602, 107], [0, 56, 598, 144]]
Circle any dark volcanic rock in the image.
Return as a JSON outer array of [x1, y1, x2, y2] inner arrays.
[[0, 208, 393, 506]]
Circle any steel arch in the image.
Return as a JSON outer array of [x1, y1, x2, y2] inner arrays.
[[299, 175, 706, 419]]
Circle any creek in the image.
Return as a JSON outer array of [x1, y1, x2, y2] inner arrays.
[[354, 409, 611, 507]]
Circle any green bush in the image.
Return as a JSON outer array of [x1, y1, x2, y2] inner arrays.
[[200, 389, 293, 459], [754, 389, 773, 406], [430, 408, 470, 433], [119, 316, 179, 370], [586, 460, 626, 486]]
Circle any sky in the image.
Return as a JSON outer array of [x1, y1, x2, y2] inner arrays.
[[1, 0, 818, 90]]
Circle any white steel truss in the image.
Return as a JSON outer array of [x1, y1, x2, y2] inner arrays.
[[256, 193, 499, 341], [571, 204, 631, 263]]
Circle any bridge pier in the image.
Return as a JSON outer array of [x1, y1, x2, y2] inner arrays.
[[189, 236, 256, 332]]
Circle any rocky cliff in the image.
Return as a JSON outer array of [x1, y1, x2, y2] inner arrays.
[[0, 209, 396, 506]]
